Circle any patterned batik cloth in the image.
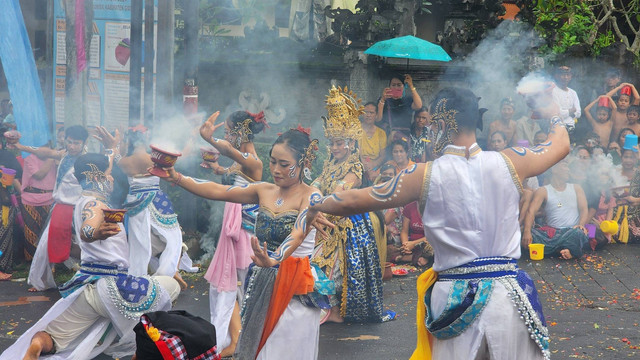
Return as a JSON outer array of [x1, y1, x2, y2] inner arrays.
[[0, 206, 15, 272], [343, 213, 384, 322], [21, 203, 51, 261]]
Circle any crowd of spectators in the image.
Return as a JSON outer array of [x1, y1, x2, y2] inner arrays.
[[361, 67, 640, 268]]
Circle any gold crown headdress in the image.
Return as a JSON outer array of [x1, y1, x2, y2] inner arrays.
[[322, 86, 364, 140]]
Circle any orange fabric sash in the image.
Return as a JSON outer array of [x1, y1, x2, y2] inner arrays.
[[255, 256, 314, 358]]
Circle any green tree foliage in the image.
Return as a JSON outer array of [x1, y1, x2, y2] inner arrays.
[[533, 0, 639, 64]]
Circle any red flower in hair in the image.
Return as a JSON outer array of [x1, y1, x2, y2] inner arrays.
[[295, 124, 311, 137], [247, 111, 270, 129]]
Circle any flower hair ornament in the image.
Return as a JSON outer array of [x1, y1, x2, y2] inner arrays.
[[247, 111, 270, 129], [230, 118, 253, 147], [300, 139, 319, 181], [430, 98, 459, 156]]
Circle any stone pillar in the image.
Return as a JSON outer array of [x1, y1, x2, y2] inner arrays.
[[345, 49, 380, 104]]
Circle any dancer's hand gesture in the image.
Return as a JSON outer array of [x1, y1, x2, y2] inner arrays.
[[200, 111, 225, 143], [250, 236, 278, 268]]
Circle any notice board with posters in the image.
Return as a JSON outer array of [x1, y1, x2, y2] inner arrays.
[[52, 0, 157, 131]]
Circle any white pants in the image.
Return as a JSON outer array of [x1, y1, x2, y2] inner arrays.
[[430, 281, 544, 360], [46, 275, 180, 352]]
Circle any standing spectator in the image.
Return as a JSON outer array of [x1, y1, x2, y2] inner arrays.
[[591, 68, 622, 101], [376, 74, 423, 140], [20, 153, 56, 261], [409, 107, 432, 162], [0, 100, 15, 128], [606, 83, 640, 143], [360, 101, 387, 182], [584, 95, 615, 147], [552, 65, 581, 131], [523, 159, 590, 259], [0, 129, 23, 280], [488, 98, 518, 146]]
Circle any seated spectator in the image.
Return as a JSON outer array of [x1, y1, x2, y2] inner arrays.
[[606, 83, 640, 143], [587, 167, 617, 249], [607, 141, 622, 165], [395, 201, 433, 267], [488, 98, 518, 146], [592, 145, 607, 159], [409, 107, 432, 163], [522, 159, 590, 259], [622, 154, 640, 243], [534, 130, 548, 146], [585, 95, 615, 147], [360, 101, 387, 182], [387, 139, 414, 173], [489, 131, 508, 151], [376, 73, 423, 139], [376, 164, 400, 240], [619, 148, 637, 184], [515, 115, 541, 148]]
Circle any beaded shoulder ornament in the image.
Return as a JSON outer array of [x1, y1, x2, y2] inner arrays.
[[322, 86, 364, 141]]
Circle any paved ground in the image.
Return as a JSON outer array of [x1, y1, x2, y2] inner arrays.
[[1, 244, 640, 359]]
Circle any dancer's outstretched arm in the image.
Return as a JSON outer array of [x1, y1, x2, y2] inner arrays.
[[161, 166, 263, 205], [305, 162, 427, 230]]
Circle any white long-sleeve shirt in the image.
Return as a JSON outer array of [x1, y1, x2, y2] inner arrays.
[[552, 86, 581, 126]]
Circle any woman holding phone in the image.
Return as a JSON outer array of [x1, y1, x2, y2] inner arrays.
[[376, 74, 423, 141]]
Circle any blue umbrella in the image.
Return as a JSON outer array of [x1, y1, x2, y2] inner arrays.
[[364, 35, 451, 67]]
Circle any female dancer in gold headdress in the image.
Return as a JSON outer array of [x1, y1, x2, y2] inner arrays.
[[312, 86, 390, 323]]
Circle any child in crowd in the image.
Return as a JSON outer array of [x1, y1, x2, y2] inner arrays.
[[489, 131, 508, 151], [627, 105, 640, 136], [606, 83, 640, 143], [584, 95, 615, 147]]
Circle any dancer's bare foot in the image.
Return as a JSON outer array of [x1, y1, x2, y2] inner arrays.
[[559, 249, 573, 259], [0, 271, 11, 281], [325, 306, 344, 323], [28, 287, 39, 292], [174, 271, 188, 290]]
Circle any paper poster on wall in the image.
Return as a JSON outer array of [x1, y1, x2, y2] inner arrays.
[[105, 22, 131, 72]]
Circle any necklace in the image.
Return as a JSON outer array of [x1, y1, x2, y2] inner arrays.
[[275, 197, 285, 208]]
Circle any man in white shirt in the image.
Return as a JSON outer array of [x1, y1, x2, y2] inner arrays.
[[552, 66, 581, 131], [522, 159, 590, 260]]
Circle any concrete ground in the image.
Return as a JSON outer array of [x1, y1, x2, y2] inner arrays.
[[1, 244, 640, 359]]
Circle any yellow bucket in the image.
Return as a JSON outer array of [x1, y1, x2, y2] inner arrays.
[[600, 220, 619, 235], [528, 243, 545, 260]]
